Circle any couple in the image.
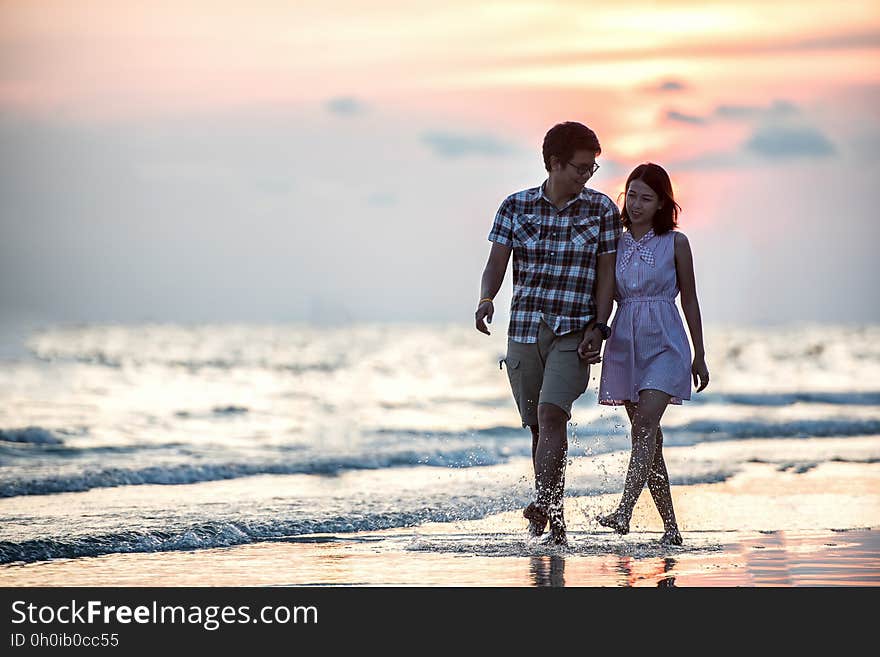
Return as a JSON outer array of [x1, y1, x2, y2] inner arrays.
[[475, 121, 709, 547]]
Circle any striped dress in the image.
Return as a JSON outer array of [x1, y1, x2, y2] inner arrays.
[[598, 229, 692, 406]]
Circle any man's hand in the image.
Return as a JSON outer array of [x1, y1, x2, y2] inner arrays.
[[692, 357, 710, 392], [475, 300, 494, 335], [578, 328, 604, 363]]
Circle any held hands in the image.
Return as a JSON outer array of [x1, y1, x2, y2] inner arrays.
[[578, 328, 604, 364], [692, 357, 710, 392], [475, 300, 494, 335]]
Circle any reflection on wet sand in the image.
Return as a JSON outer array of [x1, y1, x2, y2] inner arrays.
[[2, 529, 875, 587], [610, 555, 677, 587], [529, 556, 565, 587]]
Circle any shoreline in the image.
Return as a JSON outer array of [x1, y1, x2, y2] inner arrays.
[[2, 460, 877, 587]]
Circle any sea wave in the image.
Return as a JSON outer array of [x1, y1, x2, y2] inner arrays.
[[692, 391, 880, 406], [373, 417, 880, 445], [0, 504, 521, 564], [0, 445, 528, 498], [0, 465, 741, 564], [0, 427, 63, 445], [674, 418, 880, 441], [28, 349, 344, 374], [3, 416, 878, 497]]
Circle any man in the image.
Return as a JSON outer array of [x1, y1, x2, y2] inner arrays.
[[475, 121, 620, 546]]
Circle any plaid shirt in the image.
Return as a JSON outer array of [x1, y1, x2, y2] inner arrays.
[[488, 182, 621, 343]]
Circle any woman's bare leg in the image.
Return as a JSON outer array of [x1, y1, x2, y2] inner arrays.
[[597, 390, 671, 535], [616, 404, 681, 541], [646, 425, 682, 544]]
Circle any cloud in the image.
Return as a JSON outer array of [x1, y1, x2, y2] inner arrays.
[[667, 121, 837, 169], [665, 110, 706, 125], [496, 29, 880, 68], [325, 97, 367, 116], [714, 100, 798, 120], [745, 125, 836, 158], [420, 131, 517, 158], [666, 100, 800, 128], [652, 80, 687, 92], [366, 192, 397, 207]]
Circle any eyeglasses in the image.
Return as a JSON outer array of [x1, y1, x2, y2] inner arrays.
[[567, 161, 600, 177]]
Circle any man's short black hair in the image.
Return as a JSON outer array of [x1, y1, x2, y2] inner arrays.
[[542, 122, 602, 172]]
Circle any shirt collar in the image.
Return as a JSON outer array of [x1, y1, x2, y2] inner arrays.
[[532, 180, 591, 208]]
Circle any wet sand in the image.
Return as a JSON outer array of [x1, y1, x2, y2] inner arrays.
[[2, 460, 877, 586]]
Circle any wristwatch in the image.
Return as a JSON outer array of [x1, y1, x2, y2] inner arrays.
[[593, 322, 611, 340]]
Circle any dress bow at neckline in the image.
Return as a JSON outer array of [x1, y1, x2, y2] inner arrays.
[[619, 229, 656, 268]]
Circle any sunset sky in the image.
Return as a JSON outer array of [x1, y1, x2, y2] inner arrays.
[[2, 0, 878, 325]]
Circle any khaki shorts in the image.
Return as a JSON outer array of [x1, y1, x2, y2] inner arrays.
[[502, 321, 591, 427]]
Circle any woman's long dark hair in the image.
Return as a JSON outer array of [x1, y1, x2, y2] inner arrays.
[[619, 162, 681, 234]]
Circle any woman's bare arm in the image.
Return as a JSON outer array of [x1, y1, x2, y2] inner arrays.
[[674, 232, 709, 391]]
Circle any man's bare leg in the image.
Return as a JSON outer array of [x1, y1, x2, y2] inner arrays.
[[533, 402, 569, 545], [523, 424, 548, 536]]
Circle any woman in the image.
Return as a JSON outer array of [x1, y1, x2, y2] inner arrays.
[[596, 162, 709, 545]]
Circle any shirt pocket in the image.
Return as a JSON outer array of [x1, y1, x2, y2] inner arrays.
[[570, 216, 600, 247], [513, 214, 541, 247]]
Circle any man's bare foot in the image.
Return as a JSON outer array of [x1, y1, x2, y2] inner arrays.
[[547, 506, 567, 547], [523, 502, 548, 537], [541, 527, 568, 547], [660, 528, 683, 546], [596, 511, 630, 535], [536, 517, 568, 547]]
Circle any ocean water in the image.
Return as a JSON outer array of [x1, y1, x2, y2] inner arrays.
[[1, 321, 879, 565]]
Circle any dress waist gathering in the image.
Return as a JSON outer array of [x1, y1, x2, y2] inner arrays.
[[618, 295, 675, 304]]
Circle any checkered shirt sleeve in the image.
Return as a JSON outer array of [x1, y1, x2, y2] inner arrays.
[[487, 197, 514, 246], [598, 203, 621, 255]]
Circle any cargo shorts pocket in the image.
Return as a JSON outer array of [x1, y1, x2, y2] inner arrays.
[[501, 356, 527, 424], [554, 345, 590, 396], [502, 357, 521, 389]]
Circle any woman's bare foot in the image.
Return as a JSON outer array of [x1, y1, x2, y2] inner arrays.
[[596, 511, 630, 535], [659, 527, 683, 546]]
